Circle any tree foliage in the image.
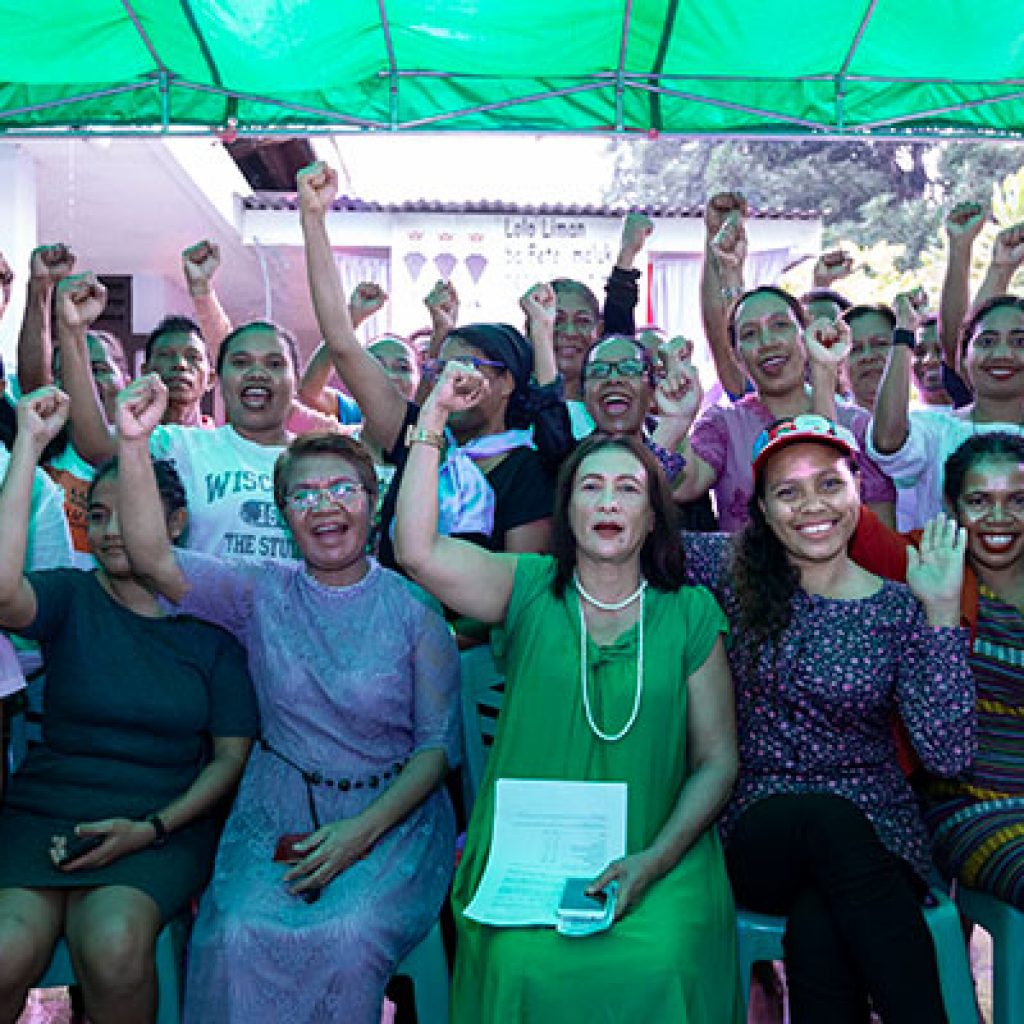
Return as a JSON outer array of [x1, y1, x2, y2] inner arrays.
[[605, 138, 1024, 275]]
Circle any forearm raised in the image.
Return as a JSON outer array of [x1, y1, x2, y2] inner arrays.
[[58, 323, 115, 464], [116, 437, 187, 599], [16, 282, 54, 394]]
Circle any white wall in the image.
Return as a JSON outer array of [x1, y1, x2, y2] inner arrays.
[[0, 144, 38, 374]]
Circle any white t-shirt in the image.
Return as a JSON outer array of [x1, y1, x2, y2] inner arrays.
[[866, 407, 1024, 530], [0, 447, 74, 573], [150, 425, 299, 562]]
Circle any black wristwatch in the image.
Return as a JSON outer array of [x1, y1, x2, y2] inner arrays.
[[145, 813, 170, 848]]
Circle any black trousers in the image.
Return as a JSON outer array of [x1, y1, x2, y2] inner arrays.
[[726, 793, 947, 1024]]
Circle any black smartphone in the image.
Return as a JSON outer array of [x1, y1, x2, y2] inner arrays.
[[54, 833, 104, 867]]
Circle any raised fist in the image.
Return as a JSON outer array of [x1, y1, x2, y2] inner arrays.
[[17, 386, 70, 452], [654, 349, 702, 423], [56, 273, 107, 331], [710, 211, 747, 273], [349, 282, 388, 328], [519, 282, 556, 331], [804, 317, 852, 370], [812, 250, 854, 288], [425, 360, 488, 416], [116, 374, 169, 442], [892, 288, 927, 332], [991, 222, 1024, 270], [424, 280, 459, 335], [945, 201, 988, 246], [296, 161, 339, 217], [705, 192, 748, 239], [620, 213, 654, 258], [182, 240, 221, 295], [659, 335, 694, 363], [29, 243, 75, 285]]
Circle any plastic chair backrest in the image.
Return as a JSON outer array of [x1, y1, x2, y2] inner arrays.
[[458, 645, 505, 813]]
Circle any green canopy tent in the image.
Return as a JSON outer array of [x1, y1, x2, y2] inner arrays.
[[2, 0, 1024, 139]]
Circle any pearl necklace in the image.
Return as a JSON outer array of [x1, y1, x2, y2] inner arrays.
[[574, 573, 645, 743], [573, 571, 647, 611]]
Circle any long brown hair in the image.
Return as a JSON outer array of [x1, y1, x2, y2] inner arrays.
[[550, 433, 686, 596]]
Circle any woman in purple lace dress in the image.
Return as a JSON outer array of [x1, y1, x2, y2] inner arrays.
[[115, 376, 460, 1024]]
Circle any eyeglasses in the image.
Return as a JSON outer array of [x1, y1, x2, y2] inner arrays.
[[284, 479, 367, 513], [423, 357, 507, 378], [584, 358, 649, 381]]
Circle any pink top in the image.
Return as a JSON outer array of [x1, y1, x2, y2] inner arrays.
[[690, 394, 896, 532]]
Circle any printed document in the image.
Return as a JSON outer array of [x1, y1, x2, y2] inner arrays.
[[464, 778, 627, 927]]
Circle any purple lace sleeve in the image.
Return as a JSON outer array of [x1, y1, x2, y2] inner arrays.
[[409, 598, 462, 768], [689, 405, 730, 477], [168, 550, 258, 642]]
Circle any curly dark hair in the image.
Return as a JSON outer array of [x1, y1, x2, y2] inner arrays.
[[943, 431, 1024, 508], [729, 453, 861, 661], [728, 488, 801, 657], [550, 433, 685, 597]]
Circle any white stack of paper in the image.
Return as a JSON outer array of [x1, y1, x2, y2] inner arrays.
[[464, 778, 627, 928]]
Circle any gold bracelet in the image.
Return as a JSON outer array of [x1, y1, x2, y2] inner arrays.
[[405, 424, 446, 451]]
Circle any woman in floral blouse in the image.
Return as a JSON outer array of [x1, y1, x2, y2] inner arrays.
[[683, 414, 975, 1024]]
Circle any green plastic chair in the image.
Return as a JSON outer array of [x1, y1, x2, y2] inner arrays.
[[736, 887, 979, 1024], [957, 885, 1024, 1024], [392, 920, 449, 1024]]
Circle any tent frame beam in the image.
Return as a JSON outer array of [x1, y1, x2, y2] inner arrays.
[[3, 124, 1023, 142], [633, 82, 829, 131], [377, 0, 400, 128], [615, 0, 633, 131]]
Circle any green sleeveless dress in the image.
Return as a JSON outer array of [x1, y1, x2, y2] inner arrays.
[[452, 555, 743, 1023]]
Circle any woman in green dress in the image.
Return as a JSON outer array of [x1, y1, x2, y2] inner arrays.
[[394, 361, 742, 1023]]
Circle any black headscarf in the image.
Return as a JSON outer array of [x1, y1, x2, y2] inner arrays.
[[449, 323, 534, 429]]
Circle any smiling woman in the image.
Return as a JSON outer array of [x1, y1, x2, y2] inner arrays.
[[868, 294, 1024, 529], [852, 431, 1024, 914], [113, 399, 461, 1024], [682, 413, 975, 1022], [676, 285, 896, 531]]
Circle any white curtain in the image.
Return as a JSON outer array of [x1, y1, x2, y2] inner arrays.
[[650, 247, 796, 404], [332, 249, 392, 344]]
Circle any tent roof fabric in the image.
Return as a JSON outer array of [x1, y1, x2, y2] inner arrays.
[[3, 1, 1024, 139]]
